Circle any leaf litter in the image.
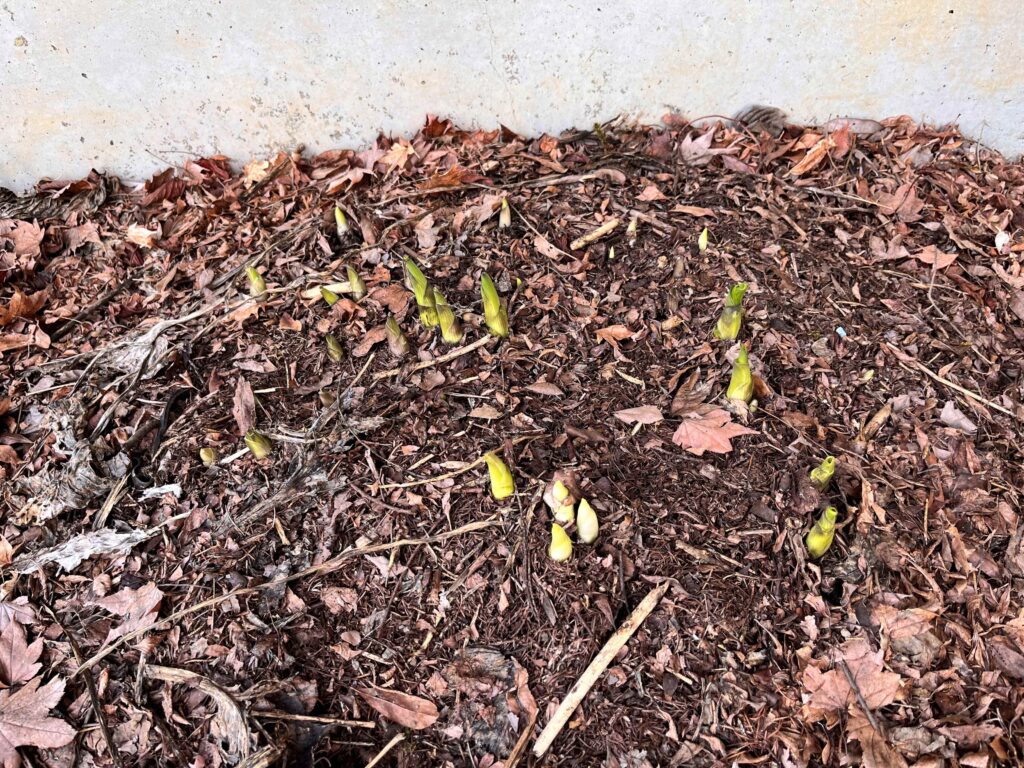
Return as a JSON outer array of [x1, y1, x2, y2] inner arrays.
[[0, 112, 1022, 766]]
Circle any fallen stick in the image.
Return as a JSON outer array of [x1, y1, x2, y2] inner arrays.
[[370, 334, 492, 383], [570, 217, 620, 251], [364, 733, 405, 768], [532, 580, 669, 758], [74, 518, 502, 676]]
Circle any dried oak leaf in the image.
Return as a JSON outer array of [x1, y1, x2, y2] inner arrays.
[[672, 408, 756, 456], [355, 687, 438, 730], [914, 245, 957, 270], [802, 637, 902, 724], [614, 406, 664, 425], [0, 677, 76, 768], [0, 290, 48, 328], [596, 324, 633, 347], [0, 623, 42, 687]]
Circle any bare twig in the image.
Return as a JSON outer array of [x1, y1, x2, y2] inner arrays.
[[364, 733, 405, 768], [253, 711, 374, 728], [377, 434, 541, 490], [532, 581, 670, 757], [838, 659, 882, 734], [370, 334, 492, 384]]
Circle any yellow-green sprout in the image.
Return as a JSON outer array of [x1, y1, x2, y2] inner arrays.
[[483, 452, 514, 500], [385, 316, 410, 357], [805, 506, 839, 559], [244, 429, 272, 460], [434, 290, 464, 344], [404, 257, 438, 327], [334, 205, 349, 237], [480, 273, 509, 338], [726, 345, 753, 403], [810, 456, 836, 492], [714, 282, 748, 341], [576, 499, 599, 544], [246, 266, 266, 297], [325, 333, 344, 363], [346, 265, 366, 301], [548, 523, 573, 562], [321, 286, 340, 306], [199, 447, 218, 467], [499, 197, 512, 229], [698, 226, 709, 253]]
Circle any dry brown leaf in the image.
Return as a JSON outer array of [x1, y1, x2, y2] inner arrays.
[[0, 290, 47, 328], [356, 687, 438, 730], [533, 234, 564, 260], [353, 325, 388, 357], [416, 164, 484, 190], [228, 300, 261, 326], [672, 409, 756, 456], [0, 624, 42, 687], [526, 380, 564, 396], [914, 245, 957, 270], [0, 677, 76, 767], [874, 183, 923, 222], [0, 220, 44, 258], [92, 582, 164, 645], [789, 136, 836, 176], [847, 710, 909, 768], [126, 223, 160, 247], [232, 377, 256, 436], [614, 405, 664, 425], [596, 324, 633, 347], [671, 204, 715, 217], [637, 184, 667, 201], [802, 637, 902, 724], [469, 405, 501, 420], [0, 447, 17, 466]]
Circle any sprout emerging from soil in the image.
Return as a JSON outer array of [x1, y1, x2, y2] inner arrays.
[[199, 447, 218, 467], [244, 429, 272, 460], [320, 286, 340, 306], [805, 506, 838, 559], [810, 456, 836, 492], [698, 226, 709, 253], [325, 333, 343, 363], [404, 257, 439, 327], [726, 345, 753, 403], [385, 316, 410, 357], [334, 205, 349, 237], [714, 282, 748, 341], [576, 498, 599, 544], [346, 265, 366, 300], [481, 273, 509, 338], [548, 523, 573, 562], [434, 290, 464, 344], [483, 452, 514, 500], [499, 197, 512, 229], [246, 266, 266, 297]]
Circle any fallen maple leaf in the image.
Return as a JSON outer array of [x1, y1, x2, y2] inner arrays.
[[614, 405, 664, 425], [0, 221, 44, 259], [356, 687, 438, 730], [93, 582, 164, 645], [0, 677, 76, 767], [126, 223, 160, 248], [637, 184, 667, 202], [679, 127, 737, 167], [847, 710, 909, 768], [802, 637, 902, 724], [672, 409, 756, 455], [0, 290, 48, 328], [874, 183, 923, 222], [0, 623, 42, 687]]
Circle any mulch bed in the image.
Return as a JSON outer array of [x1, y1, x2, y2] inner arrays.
[[2, 112, 1023, 768]]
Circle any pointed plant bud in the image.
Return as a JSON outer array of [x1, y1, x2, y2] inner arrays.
[[385, 316, 410, 357], [199, 447, 218, 467], [480, 272, 509, 338], [246, 266, 266, 297], [608, 246, 616, 261], [346, 265, 366, 300], [319, 389, 336, 407], [334, 205, 349, 237], [404, 256, 428, 296], [555, 501, 575, 525], [810, 456, 836, 492], [244, 429, 272, 460], [805, 506, 839, 559], [483, 452, 514, 500], [417, 285, 439, 328], [544, 472, 579, 518], [577, 498, 599, 544], [325, 333, 344, 362], [726, 345, 753, 403], [627, 216, 638, 246], [698, 226, 709, 253], [434, 291, 464, 344], [499, 197, 512, 229], [548, 523, 573, 562], [714, 282, 748, 340], [321, 286, 340, 306]]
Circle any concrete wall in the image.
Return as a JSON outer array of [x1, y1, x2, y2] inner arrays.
[[2, 0, 1021, 190]]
